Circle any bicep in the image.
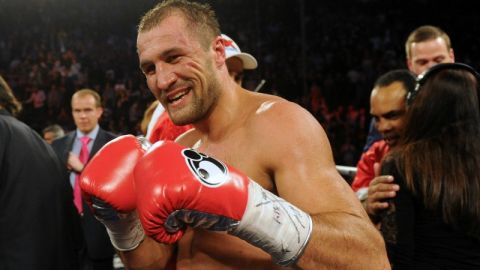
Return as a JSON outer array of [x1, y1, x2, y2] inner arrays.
[[267, 119, 388, 268], [266, 115, 364, 217]]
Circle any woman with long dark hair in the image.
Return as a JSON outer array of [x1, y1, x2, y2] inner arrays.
[[380, 63, 480, 269]]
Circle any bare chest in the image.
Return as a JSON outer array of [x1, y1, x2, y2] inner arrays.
[[192, 133, 273, 191]]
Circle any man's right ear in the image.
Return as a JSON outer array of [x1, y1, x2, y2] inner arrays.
[[406, 59, 413, 71], [212, 36, 226, 68]]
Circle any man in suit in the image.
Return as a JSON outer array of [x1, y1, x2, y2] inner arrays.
[[52, 88, 117, 270]]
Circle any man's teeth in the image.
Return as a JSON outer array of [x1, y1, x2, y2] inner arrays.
[[169, 89, 189, 102]]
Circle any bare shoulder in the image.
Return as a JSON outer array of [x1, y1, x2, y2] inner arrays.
[[175, 128, 200, 147], [246, 93, 325, 146], [245, 92, 334, 174], [246, 93, 362, 216]]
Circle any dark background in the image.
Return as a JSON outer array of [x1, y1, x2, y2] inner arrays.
[[0, 0, 478, 165]]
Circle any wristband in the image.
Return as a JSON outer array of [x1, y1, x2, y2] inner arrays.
[[230, 181, 312, 267]]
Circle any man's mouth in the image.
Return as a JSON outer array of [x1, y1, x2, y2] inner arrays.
[[167, 88, 190, 104], [384, 135, 399, 146]]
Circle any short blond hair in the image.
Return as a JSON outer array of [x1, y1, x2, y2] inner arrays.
[[138, 0, 220, 49], [72, 89, 102, 108], [405, 25, 451, 59]]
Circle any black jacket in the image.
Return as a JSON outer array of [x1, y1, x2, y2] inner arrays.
[[0, 109, 80, 269], [51, 128, 117, 261]]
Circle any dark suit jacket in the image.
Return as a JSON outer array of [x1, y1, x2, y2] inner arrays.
[[0, 109, 80, 269], [51, 128, 117, 261]]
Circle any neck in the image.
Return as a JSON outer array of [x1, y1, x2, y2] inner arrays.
[[194, 78, 245, 142]]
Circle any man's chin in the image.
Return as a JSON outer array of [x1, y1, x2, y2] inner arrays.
[[385, 138, 398, 147], [171, 114, 195, 126]]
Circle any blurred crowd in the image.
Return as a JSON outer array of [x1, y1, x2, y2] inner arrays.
[[0, 0, 478, 166]]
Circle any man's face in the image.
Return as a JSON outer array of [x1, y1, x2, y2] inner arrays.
[[226, 57, 244, 85], [407, 37, 454, 75], [370, 81, 407, 147], [137, 14, 222, 126], [43, 131, 56, 144], [71, 94, 103, 134]]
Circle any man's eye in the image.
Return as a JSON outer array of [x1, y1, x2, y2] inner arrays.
[[143, 66, 155, 75], [144, 66, 155, 74], [167, 55, 180, 63]]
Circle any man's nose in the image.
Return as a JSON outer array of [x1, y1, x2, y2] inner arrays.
[[377, 120, 391, 133], [425, 61, 438, 70], [155, 64, 177, 92]]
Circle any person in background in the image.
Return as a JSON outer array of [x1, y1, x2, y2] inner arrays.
[[380, 63, 480, 269], [351, 70, 415, 222], [0, 74, 80, 269], [363, 25, 455, 151], [51, 89, 117, 270], [361, 25, 455, 217], [405, 25, 455, 75], [222, 33, 258, 86], [43, 124, 65, 144]]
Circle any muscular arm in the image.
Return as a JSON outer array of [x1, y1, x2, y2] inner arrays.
[[260, 102, 390, 269]]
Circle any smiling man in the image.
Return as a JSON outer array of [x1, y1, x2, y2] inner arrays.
[[80, 1, 389, 269], [142, 34, 256, 144], [351, 70, 416, 221]]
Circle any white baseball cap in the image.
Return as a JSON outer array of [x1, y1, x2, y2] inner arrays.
[[222, 34, 258, 70]]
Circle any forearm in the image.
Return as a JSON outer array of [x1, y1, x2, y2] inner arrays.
[[118, 236, 174, 270], [297, 213, 390, 270]]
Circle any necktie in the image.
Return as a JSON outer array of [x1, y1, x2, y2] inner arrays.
[[74, 136, 91, 214]]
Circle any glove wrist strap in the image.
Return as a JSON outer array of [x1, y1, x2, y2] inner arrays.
[[231, 181, 313, 267], [103, 212, 145, 251]]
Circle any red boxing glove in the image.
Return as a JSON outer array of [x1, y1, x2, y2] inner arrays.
[[80, 135, 148, 212], [80, 134, 150, 251], [135, 141, 312, 267], [135, 141, 248, 243]]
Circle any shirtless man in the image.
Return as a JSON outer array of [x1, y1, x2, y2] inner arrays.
[[141, 33, 256, 144], [80, 1, 389, 269]]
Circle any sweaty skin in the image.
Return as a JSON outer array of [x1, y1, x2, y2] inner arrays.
[[121, 12, 389, 270]]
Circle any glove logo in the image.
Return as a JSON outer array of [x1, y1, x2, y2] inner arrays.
[[182, 149, 230, 187]]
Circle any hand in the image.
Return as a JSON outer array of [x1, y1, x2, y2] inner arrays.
[[67, 152, 84, 172], [80, 135, 149, 251], [135, 141, 312, 266], [365, 163, 399, 218]]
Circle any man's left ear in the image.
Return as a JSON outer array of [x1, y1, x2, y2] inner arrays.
[[212, 36, 226, 67], [96, 107, 104, 118], [450, 48, 455, 62]]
